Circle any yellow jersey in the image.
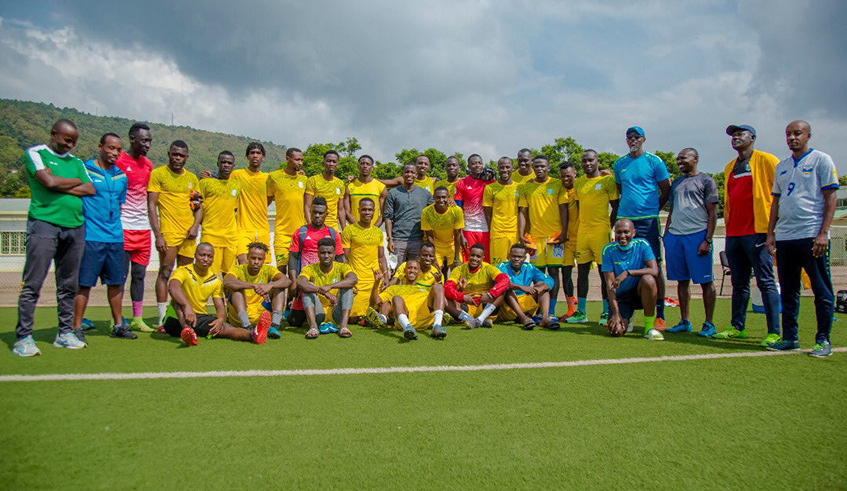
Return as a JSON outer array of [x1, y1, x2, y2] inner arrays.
[[415, 176, 435, 194], [574, 174, 618, 233], [305, 174, 345, 228], [148, 166, 199, 235], [512, 172, 536, 185], [300, 262, 355, 311], [420, 204, 464, 253], [379, 283, 429, 307], [434, 178, 459, 197], [171, 264, 223, 314], [347, 178, 385, 222], [448, 262, 502, 294], [518, 177, 567, 238], [267, 169, 307, 237], [341, 223, 383, 278], [225, 263, 279, 310], [482, 181, 520, 236], [564, 187, 579, 239], [230, 168, 270, 233], [393, 261, 441, 288], [199, 177, 239, 247]]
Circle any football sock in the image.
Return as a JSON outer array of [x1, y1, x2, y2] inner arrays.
[[549, 298, 558, 316], [478, 303, 497, 322], [157, 303, 168, 326], [378, 312, 388, 324], [602, 299, 609, 314], [271, 311, 283, 328], [577, 297, 587, 313], [238, 311, 251, 329], [457, 311, 474, 322], [397, 314, 411, 330], [644, 315, 656, 334], [433, 310, 444, 326], [656, 301, 665, 319], [132, 301, 144, 318], [566, 296, 576, 310]]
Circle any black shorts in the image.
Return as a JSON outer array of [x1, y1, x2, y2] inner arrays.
[[616, 287, 643, 320], [631, 218, 662, 263], [163, 314, 217, 338]]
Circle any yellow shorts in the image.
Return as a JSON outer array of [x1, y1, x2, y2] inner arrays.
[[226, 299, 265, 327], [464, 303, 485, 319], [238, 229, 272, 262], [162, 232, 196, 258], [351, 278, 375, 317], [498, 294, 539, 321], [528, 235, 564, 267], [434, 245, 456, 269], [562, 239, 577, 267], [489, 234, 518, 266], [210, 245, 237, 275], [274, 233, 294, 268], [576, 231, 610, 265], [393, 298, 434, 331]]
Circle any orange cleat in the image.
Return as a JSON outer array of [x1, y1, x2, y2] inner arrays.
[[180, 327, 198, 346], [252, 311, 271, 345], [654, 318, 666, 331]]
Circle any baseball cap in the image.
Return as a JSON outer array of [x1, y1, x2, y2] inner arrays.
[[626, 126, 645, 137], [725, 124, 756, 136]]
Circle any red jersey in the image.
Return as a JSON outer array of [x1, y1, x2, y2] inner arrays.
[[115, 151, 153, 231], [454, 175, 490, 232], [290, 224, 344, 309], [725, 171, 756, 237]]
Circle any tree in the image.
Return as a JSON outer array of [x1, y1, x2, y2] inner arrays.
[[394, 148, 465, 180]]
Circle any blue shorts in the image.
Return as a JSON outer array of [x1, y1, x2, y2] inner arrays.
[[631, 218, 662, 263], [664, 230, 713, 284], [616, 286, 643, 320], [79, 241, 126, 287]]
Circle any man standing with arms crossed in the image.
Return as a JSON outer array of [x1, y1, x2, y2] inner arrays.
[[199, 151, 239, 275], [663, 148, 718, 337], [115, 123, 155, 332], [268, 147, 307, 272], [232, 142, 271, 264], [384, 163, 434, 264], [766, 121, 838, 357], [13, 119, 94, 356], [613, 126, 671, 329], [148, 140, 202, 330], [455, 154, 493, 261], [713, 125, 781, 345], [483, 157, 520, 266]]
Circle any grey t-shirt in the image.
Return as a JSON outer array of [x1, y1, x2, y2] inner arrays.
[[667, 172, 719, 235], [383, 185, 434, 241]]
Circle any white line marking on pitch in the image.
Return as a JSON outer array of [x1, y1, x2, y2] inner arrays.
[[1, 347, 842, 383]]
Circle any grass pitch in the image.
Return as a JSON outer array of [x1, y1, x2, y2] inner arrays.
[[1, 299, 845, 489]]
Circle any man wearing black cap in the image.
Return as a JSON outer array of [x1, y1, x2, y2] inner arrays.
[[613, 126, 671, 329], [712, 124, 781, 346]]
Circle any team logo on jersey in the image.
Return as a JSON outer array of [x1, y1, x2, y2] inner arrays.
[[188, 183, 193, 189], [298, 182, 304, 188], [126, 166, 132, 171], [336, 188, 341, 195], [231, 189, 237, 196], [547, 189, 553, 195], [595, 184, 601, 190]]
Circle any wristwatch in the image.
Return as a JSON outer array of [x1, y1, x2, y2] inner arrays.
[[705, 237, 713, 244]]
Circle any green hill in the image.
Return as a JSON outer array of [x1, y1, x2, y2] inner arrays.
[[0, 99, 287, 197]]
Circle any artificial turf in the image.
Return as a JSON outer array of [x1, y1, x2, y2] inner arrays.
[[1, 299, 845, 489]]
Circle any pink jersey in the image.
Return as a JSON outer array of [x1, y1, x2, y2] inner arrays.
[[454, 175, 490, 232], [115, 151, 152, 230]]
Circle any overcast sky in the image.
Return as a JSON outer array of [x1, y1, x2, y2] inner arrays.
[[0, 0, 844, 172]]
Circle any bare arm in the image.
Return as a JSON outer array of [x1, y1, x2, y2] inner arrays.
[[187, 203, 203, 240], [557, 203, 568, 242], [167, 279, 195, 327], [148, 192, 167, 254], [657, 179, 671, 210], [813, 188, 837, 257], [664, 205, 673, 236], [223, 273, 256, 291], [65, 182, 95, 197], [34, 169, 84, 192], [766, 200, 779, 256], [375, 188, 387, 228], [483, 206, 493, 231], [604, 271, 620, 318], [609, 199, 619, 227], [303, 194, 314, 225], [518, 207, 528, 240], [378, 176, 404, 188]]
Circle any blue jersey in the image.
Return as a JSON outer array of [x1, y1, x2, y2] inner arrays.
[[600, 239, 655, 293], [613, 152, 670, 219], [497, 261, 554, 296], [82, 159, 127, 243]]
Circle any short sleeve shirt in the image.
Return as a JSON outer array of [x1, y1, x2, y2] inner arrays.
[[147, 166, 199, 235], [199, 177, 240, 247], [613, 152, 670, 219], [230, 168, 270, 233], [574, 175, 618, 233], [496, 262, 554, 296], [482, 181, 520, 236], [82, 159, 128, 243], [289, 225, 344, 270], [171, 264, 223, 314], [600, 239, 656, 294], [341, 223, 383, 277], [379, 283, 430, 307], [667, 173, 719, 235], [394, 261, 441, 288], [24, 144, 91, 228], [454, 175, 490, 232], [267, 170, 307, 238], [300, 262, 354, 288], [115, 151, 152, 231], [305, 174, 345, 229], [347, 178, 386, 223], [434, 178, 458, 197], [420, 204, 464, 252], [772, 149, 839, 241], [227, 263, 279, 307], [518, 177, 567, 239], [448, 261, 503, 294]]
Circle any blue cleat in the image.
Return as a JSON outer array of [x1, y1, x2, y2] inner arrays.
[[666, 320, 692, 333], [268, 325, 282, 339], [697, 322, 717, 337], [80, 318, 95, 331]]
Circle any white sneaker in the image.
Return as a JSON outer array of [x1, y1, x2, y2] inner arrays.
[[12, 335, 41, 357], [626, 318, 634, 333], [644, 328, 664, 341], [53, 332, 87, 349]]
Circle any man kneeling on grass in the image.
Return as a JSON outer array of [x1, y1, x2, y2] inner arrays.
[[166, 242, 269, 346], [297, 238, 358, 339], [223, 242, 290, 340], [602, 219, 664, 341], [369, 259, 448, 340], [496, 243, 557, 330], [444, 243, 510, 328]]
